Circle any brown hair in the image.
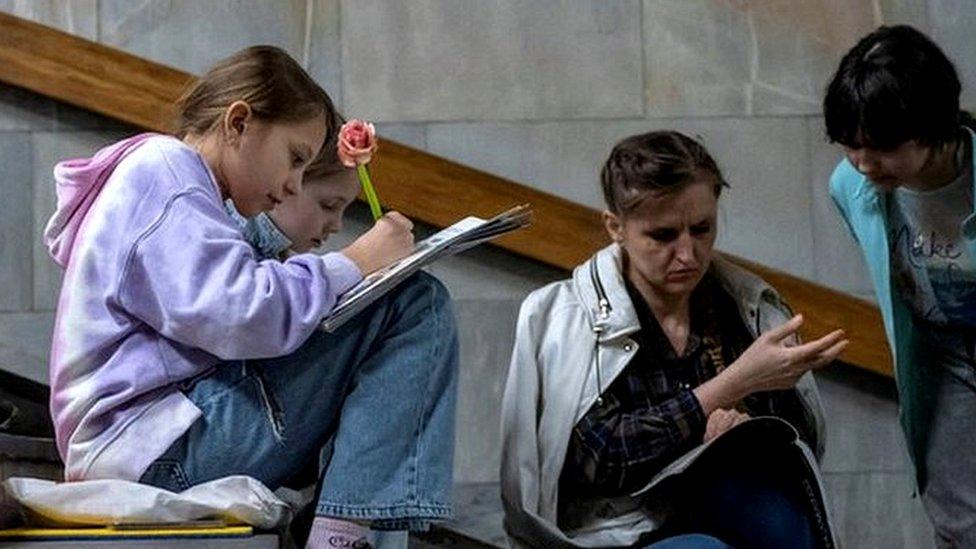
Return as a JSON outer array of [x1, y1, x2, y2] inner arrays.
[[175, 45, 338, 141], [303, 110, 348, 181], [600, 130, 727, 215]]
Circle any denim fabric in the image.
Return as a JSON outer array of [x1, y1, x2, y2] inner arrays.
[[645, 534, 732, 549], [140, 272, 459, 531], [919, 354, 976, 547], [650, 444, 821, 549], [223, 200, 293, 260]]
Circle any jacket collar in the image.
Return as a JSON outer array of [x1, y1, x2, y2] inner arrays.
[[573, 244, 781, 341]]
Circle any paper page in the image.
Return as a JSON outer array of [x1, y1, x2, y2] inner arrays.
[[321, 204, 530, 331]]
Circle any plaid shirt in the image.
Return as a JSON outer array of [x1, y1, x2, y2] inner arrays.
[[560, 275, 816, 497]]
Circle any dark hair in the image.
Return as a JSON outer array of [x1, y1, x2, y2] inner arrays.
[[175, 45, 338, 141], [824, 25, 975, 150], [600, 130, 727, 215]]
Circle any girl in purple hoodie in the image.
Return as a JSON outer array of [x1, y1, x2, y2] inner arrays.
[[44, 46, 458, 548]]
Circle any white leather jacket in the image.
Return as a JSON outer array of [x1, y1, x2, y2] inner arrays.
[[500, 244, 834, 548]]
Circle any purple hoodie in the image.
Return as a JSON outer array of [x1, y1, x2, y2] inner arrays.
[[45, 134, 362, 481]]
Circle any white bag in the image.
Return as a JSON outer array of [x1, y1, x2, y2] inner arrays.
[[2, 475, 293, 530]]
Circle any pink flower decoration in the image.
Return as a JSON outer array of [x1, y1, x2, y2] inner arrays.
[[337, 119, 378, 168]]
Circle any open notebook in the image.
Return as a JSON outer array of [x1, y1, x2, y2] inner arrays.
[[321, 204, 532, 332]]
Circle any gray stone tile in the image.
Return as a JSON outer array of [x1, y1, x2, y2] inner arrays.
[[642, 0, 752, 116], [815, 368, 911, 473], [307, 0, 343, 108], [32, 130, 133, 311], [0, 86, 56, 131], [748, 3, 876, 116], [696, 117, 816, 279], [428, 117, 815, 279], [0, 0, 97, 40], [824, 471, 935, 548], [929, 0, 976, 110], [341, 1, 643, 122], [427, 247, 564, 302], [0, 312, 54, 385], [99, 0, 307, 75], [53, 102, 135, 132], [427, 121, 609, 210], [0, 132, 33, 312], [881, 0, 930, 29], [452, 299, 521, 484], [642, 0, 913, 117], [808, 117, 876, 301]]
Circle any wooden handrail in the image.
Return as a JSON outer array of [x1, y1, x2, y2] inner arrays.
[[0, 12, 893, 377]]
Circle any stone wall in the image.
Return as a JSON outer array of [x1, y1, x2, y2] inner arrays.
[[1, 1, 973, 490]]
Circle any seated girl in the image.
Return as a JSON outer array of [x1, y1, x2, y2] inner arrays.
[[45, 46, 457, 549], [501, 130, 848, 548], [225, 112, 364, 262]]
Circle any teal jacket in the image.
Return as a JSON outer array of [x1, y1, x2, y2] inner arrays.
[[828, 129, 976, 489]]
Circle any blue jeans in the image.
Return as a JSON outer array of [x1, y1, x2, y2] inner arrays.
[[139, 273, 459, 531], [645, 534, 732, 549], [657, 446, 822, 549]]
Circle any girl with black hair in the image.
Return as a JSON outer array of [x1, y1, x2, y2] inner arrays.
[[826, 24, 976, 546]]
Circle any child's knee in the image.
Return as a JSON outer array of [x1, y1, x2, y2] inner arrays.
[[413, 271, 451, 304], [398, 272, 454, 318]]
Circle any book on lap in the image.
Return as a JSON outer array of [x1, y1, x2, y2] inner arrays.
[[321, 204, 532, 332]]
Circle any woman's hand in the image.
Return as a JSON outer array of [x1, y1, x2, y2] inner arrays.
[[341, 211, 415, 274], [694, 314, 848, 415], [703, 408, 750, 443], [729, 314, 847, 391]]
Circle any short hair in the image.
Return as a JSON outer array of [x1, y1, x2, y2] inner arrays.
[[600, 130, 727, 215], [824, 25, 972, 150]]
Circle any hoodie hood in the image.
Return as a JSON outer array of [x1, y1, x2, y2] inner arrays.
[[44, 133, 158, 267]]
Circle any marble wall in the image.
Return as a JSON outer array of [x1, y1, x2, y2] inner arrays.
[[6, 0, 972, 295], [0, 3, 971, 544]]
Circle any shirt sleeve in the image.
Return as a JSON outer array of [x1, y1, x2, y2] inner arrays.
[[118, 188, 362, 360], [563, 387, 707, 497]]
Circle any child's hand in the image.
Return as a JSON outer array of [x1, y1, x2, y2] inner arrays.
[[342, 211, 415, 274]]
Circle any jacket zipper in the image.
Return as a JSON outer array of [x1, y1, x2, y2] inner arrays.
[[590, 260, 612, 406]]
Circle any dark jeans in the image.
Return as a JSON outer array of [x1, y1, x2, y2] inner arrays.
[[651, 441, 824, 549]]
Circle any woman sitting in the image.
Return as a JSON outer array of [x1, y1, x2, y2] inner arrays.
[[500, 130, 847, 548]]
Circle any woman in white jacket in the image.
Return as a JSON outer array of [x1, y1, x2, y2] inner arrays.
[[501, 131, 847, 548]]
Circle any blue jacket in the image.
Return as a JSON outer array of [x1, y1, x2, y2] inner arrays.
[[828, 129, 976, 489]]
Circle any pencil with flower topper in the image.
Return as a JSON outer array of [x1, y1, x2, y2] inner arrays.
[[337, 119, 383, 220]]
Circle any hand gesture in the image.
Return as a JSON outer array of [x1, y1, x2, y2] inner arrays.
[[342, 211, 415, 274], [729, 314, 847, 394]]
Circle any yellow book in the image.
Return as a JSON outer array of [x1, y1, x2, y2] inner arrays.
[[0, 524, 253, 541]]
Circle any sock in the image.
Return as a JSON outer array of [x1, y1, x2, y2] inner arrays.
[[306, 517, 372, 549]]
